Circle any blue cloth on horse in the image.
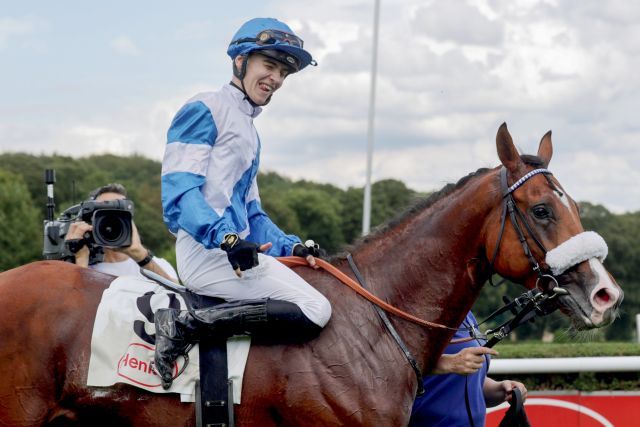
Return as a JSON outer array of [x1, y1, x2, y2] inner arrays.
[[409, 311, 489, 427]]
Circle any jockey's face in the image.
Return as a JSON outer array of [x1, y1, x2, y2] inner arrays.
[[234, 53, 290, 105]]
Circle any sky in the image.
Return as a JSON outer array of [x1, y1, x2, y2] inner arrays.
[[1, 0, 639, 213]]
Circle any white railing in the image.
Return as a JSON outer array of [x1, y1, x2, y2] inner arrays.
[[489, 356, 640, 374]]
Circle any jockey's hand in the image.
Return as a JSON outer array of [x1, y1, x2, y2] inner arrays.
[[292, 240, 323, 268], [220, 233, 271, 277]]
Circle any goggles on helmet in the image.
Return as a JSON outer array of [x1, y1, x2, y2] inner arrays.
[[231, 29, 304, 48]]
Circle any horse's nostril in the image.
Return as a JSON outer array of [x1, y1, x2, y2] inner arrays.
[[594, 288, 611, 305]]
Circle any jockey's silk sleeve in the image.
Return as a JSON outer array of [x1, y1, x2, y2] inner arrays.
[[161, 84, 301, 254]]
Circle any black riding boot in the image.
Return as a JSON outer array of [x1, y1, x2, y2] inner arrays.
[[154, 299, 322, 389], [153, 308, 200, 389]]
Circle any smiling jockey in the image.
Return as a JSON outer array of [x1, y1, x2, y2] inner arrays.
[[156, 17, 331, 390]]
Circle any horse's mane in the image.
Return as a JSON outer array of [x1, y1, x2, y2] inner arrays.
[[334, 154, 545, 257]]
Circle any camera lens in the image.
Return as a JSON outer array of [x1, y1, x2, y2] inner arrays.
[[92, 210, 133, 247], [97, 217, 125, 241]]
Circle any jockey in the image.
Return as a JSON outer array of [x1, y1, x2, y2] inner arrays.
[[156, 17, 332, 389]]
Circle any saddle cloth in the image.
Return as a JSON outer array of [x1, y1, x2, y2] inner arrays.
[[86, 276, 251, 404]]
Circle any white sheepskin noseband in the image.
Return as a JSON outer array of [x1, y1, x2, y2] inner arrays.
[[545, 231, 608, 275]]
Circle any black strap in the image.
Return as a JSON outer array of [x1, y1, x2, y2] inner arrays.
[[488, 197, 509, 269], [136, 249, 154, 267], [498, 388, 531, 427], [484, 297, 542, 348], [500, 168, 548, 273], [346, 253, 425, 396], [197, 337, 235, 427], [464, 375, 476, 427]]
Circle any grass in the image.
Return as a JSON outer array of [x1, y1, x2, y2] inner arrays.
[[492, 342, 640, 359]]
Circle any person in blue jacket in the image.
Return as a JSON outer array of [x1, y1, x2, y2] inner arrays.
[[153, 17, 332, 389], [409, 312, 527, 426]]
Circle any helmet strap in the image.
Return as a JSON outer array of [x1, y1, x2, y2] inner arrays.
[[232, 54, 248, 79], [231, 54, 272, 107]]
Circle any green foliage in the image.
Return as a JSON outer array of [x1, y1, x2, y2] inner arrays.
[[0, 170, 41, 271], [494, 342, 640, 358], [282, 188, 344, 253], [257, 174, 419, 253]]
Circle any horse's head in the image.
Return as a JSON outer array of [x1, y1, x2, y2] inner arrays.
[[484, 123, 622, 330]]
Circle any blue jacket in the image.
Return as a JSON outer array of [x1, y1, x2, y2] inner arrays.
[[161, 84, 301, 256], [409, 312, 489, 427]]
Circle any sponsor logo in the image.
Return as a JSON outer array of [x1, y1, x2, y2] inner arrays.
[[117, 342, 179, 388]]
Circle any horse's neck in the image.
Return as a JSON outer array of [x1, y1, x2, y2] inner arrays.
[[351, 173, 497, 372]]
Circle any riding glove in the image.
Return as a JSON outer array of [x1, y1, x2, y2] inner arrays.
[[292, 240, 323, 258], [220, 233, 260, 272]]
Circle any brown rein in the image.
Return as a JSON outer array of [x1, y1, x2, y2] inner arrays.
[[278, 256, 462, 334]]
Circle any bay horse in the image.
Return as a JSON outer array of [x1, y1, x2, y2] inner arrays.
[[0, 124, 622, 426]]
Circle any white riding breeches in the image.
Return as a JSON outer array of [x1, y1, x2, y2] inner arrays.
[[175, 230, 331, 327]]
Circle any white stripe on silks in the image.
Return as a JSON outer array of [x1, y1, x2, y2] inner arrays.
[[162, 142, 212, 176], [545, 231, 608, 275]]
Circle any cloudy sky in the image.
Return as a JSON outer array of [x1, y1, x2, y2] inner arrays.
[[2, 0, 639, 213]]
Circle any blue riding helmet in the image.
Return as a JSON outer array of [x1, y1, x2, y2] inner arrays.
[[227, 18, 315, 73]]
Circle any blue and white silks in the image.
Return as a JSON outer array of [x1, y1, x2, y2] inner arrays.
[[161, 84, 301, 257]]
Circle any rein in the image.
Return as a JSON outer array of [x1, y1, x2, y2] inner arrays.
[[278, 256, 460, 332]]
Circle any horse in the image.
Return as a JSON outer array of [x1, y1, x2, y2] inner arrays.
[[0, 124, 622, 426]]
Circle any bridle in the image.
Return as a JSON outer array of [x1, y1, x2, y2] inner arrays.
[[482, 166, 569, 347], [489, 167, 556, 288]]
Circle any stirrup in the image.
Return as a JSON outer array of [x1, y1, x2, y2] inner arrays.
[[158, 342, 194, 389]]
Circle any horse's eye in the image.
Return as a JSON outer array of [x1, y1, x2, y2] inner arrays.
[[532, 205, 551, 219]]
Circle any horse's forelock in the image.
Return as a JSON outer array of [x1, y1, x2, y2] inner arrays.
[[520, 154, 545, 168]]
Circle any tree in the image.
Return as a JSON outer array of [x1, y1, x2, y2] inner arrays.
[[0, 170, 42, 271], [283, 188, 344, 253]]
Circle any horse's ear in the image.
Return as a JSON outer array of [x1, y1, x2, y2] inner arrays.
[[496, 123, 524, 173], [537, 130, 553, 168]]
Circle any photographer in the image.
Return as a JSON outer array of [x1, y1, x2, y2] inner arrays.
[[64, 183, 177, 282]]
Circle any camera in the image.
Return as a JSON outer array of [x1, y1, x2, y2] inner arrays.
[[77, 199, 135, 247], [42, 170, 135, 262], [43, 199, 136, 262]]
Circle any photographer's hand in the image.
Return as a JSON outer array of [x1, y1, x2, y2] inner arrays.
[[118, 222, 178, 282], [65, 222, 92, 267], [118, 221, 145, 259]]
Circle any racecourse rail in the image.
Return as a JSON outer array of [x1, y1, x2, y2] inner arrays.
[[489, 356, 640, 374]]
